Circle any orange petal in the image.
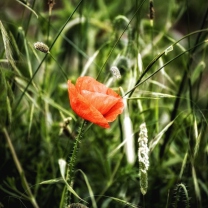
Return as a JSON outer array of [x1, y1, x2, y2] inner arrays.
[[104, 98, 124, 122], [68, 80, 110, 128], [80, 90, 120, 115], [106, 87, 121, 98], [76, 76, 108, 94]]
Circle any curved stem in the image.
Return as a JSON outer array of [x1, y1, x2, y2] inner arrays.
[[124, 39, 207, 98]]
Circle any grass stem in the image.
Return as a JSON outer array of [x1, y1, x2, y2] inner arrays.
[[2, 127, 39, 208]]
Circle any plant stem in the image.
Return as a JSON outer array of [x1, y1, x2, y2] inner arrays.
[[2, 127, 39, 208], [63, 120, 86, 207]]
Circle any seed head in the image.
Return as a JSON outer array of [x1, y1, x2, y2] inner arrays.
[[149, 0, 154, 20], [138, 123, 149, 170], [68, 203, 88, 208], [110, 66, 121, 79], [34, 42, 49, 53], [138, 122, 149, 195], [149, 0, 154, 26]]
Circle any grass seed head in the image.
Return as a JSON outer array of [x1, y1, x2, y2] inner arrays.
[[110, 66, 121, 79], [68, 203, 88, 208], [34, 42, 49, 53]]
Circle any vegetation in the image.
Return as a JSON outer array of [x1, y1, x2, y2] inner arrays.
[[0, 0, 208, 207]]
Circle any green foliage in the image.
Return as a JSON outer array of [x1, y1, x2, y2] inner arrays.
[[1, 0, 208, 208], [0, 68, 14, 127], [172, 183, 190, 208]]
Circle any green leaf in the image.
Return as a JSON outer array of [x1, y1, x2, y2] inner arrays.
[[0, 68, 8, 127], [58, 159, 87, 203], [39, 178, 64, 185]]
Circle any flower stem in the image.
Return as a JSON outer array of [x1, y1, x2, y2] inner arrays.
[[2, 127, 39, 208], [63, 120, 86, 207]]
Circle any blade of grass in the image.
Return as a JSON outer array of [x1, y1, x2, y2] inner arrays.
[[124, 39, 208, 98], [78, 169, 97, 208], [16, 0, 38, 19], [2, 127, 39, 208], [96, 0, 147, 79], [14, 0, 84, 112]]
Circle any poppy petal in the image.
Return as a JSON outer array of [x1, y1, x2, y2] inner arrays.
[[68, 80, 110, 128], [104, 98, 124, 122], [106, 87, 121, 98], [76, 76, 108, 94], [80, 90, 121, 115]]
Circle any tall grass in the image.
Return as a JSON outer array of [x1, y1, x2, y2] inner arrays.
[[0, 0, 208, 207]]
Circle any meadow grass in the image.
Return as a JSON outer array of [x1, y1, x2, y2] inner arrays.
[[0, 0, 208, 207]]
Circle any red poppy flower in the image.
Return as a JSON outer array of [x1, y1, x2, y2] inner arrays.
[[68, 76, 124, 128]]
